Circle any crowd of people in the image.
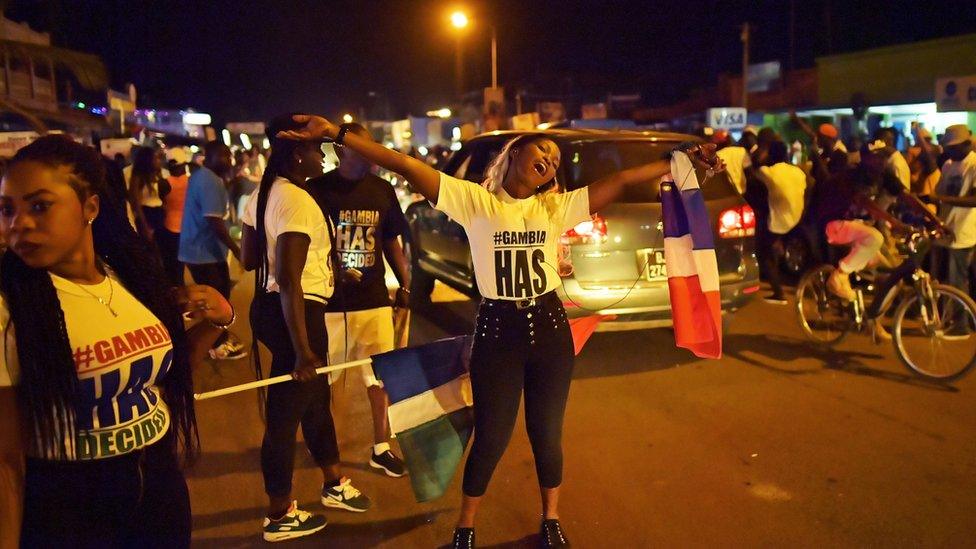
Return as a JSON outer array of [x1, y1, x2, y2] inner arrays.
[[0, 112, 972, 547], [714, 120, 975, 338], [0, 121, 430, 547]]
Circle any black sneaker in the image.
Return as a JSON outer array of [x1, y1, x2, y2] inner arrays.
[[763, 294, 788, 305], [540, 519, 570, 547], [452, 527, 475, 549], [262, 501, 327, 542], [321, 477, 371, 512], [209, 339, 249, 360], [369, 449, 406, 478]]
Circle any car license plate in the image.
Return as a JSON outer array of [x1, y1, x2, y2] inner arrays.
[[637, 248, 668, 281]]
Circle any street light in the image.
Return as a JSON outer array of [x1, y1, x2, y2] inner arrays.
[[342, 113, 354, 124], [447, 10, 498, 92], [450, 11, 469, 29], [449, 11, 469, 99]]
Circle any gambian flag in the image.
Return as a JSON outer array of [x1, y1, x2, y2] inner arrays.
[[660, 151, 723, 359], [371, 336, 474, 502]]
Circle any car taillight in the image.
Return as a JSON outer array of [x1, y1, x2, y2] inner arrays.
[[561, 214, 607, 245], [718, 205, 755, 238]]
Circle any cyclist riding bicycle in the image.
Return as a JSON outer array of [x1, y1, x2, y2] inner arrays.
[[812, 150, 944, 339]]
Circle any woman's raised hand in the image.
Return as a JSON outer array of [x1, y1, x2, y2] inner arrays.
[[684, 143, 726, 175], [276, 114, 338, 142]]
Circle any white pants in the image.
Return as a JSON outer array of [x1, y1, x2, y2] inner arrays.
[[826, 220, 884, 273], [325, 307, 394, 387]]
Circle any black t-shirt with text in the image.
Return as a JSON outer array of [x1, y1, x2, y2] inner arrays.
[[308, 170, 409, 312]]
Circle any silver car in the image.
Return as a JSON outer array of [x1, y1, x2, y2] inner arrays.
[[404, 129, 759, 330]]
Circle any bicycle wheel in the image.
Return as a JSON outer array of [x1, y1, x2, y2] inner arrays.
[[795, 264, 853, 346], [892, 282, 976, 382]]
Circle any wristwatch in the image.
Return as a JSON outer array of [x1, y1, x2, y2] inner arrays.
[[335, 125, 350, 146]]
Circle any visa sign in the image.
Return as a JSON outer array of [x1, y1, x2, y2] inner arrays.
[[707, 107, 747, 130]]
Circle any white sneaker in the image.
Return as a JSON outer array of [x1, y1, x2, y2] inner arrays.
[[209, 340, 248, 360], [827, 269, 856, 301]]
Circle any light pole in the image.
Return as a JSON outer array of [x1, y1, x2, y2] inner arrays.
[[490, 25, 497, 89], [740, 22, 750, 111], [449, 10, 498, 92]]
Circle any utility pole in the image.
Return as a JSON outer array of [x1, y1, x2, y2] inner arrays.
[[491, 25, 498, 89], [740, 22, 750, 111], [788, 0, 796, 73]]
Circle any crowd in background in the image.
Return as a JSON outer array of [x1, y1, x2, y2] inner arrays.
[[710, 120, 976, 310], [112, 143, 270, 360]]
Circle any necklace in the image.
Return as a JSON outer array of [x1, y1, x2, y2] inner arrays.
[[68, 272, 118, 317]]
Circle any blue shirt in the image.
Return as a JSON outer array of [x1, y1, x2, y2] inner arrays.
[[178, 167, 229, 264]]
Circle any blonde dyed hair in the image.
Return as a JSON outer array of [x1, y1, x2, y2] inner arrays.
[[483, 134, 561, 221]]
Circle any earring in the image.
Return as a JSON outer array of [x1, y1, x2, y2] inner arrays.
[[87, 218, 94, 225]]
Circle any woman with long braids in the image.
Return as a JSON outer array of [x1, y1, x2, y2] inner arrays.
[[0, 136, 233, 547], [278, 115, 723, 547], [240, 115, 371, 543]]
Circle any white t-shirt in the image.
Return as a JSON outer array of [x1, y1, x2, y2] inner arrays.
[[716, 146, 751, 194], [242, 177, 335, 302], [759, 162, 807, 235], [0, 272, 172, 460], [937, 151, 976, 249], [886, 150, 911, 191], [433, 173, 591, 300]]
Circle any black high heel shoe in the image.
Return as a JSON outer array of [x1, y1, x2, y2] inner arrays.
[[540, 519, 570, 547], [452, 527, 475, 549]]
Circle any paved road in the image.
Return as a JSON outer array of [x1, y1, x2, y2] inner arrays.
[[188, 273, 976, 547]]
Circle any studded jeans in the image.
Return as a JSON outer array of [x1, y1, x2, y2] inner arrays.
[[461, 291, 576, 497]]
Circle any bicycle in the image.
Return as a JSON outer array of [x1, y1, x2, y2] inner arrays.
[[795, 228, 976, 382]]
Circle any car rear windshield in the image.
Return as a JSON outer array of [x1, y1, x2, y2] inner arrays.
[[563, 141, 738, 203]]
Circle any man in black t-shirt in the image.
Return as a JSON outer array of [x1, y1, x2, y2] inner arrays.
[[308, 123, 411, 478]]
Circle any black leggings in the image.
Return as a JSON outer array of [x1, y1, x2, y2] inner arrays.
[[461, 291, 575, 497], [20, 435, 190, 548], [252, 291, 340, 498]]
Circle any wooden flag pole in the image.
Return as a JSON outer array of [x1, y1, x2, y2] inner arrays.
[[194, 358, 374, 401]]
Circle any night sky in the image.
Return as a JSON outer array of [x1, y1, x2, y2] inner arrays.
[[8, 0, 976, 123]]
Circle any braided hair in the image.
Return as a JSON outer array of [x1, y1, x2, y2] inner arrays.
[[247, 115, 312, 392], [1, 135, 198, 462]]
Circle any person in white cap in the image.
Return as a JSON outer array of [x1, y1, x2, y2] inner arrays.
[[871, 127, 911, 192], [926, 124, 976, 336], [158, 148, 191, 286]]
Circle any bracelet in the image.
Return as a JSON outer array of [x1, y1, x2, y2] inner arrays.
[[209, 308, 236, 330], [335, 125, 350, 146], [398, 287, 410, 294]]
